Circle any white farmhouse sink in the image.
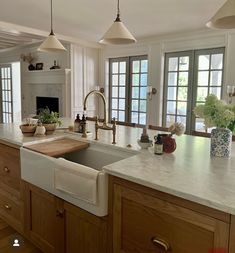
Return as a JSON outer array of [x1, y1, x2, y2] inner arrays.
[[62, 143, 135, 170], [21, 141, 137, 216]]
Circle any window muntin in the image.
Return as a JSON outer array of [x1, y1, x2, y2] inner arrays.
[[163, 48, 225, 134], [109, 56, 148, 125], [110, 59, 127, 122], [164, 53, 191, 130], [130, 58, 148, 125], [194, 49, 224, 132], [0, 65, 13, 123]]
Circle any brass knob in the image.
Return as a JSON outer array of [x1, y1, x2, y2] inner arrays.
[[56, 209, 64, 218], [3, 167, 9, 173], [151, 237, 170, 251], [4, 204, 11, 210]]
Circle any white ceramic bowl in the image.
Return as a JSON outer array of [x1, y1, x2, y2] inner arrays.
[[137, 139, 153, 149]]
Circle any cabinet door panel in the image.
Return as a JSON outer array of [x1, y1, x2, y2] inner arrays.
[[24, 182, 64, 253], [65, 202, 107, 253], [113, 184, 229, 253], [0, 143, 20, 192]]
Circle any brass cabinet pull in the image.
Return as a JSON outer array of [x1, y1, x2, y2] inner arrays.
[[3, 167, 9, 173], [56, 209, 64, 218], [151, 237, 170, 251], [4, 204, 11, 210]]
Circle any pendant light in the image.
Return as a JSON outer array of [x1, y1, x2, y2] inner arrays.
[[99, 0, 136, 45], [38, 0, 66, 52], [207, 0, 235, 29]]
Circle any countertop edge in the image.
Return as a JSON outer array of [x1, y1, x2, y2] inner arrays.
[[103, 168, 235, 215]]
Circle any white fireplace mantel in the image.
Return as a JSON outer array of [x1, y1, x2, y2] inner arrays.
[[24, 69, 71, 84], [22, 69, 71, 118]]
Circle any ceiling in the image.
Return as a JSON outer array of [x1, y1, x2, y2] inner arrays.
[[0, 29, 43, 50], [0, 0, 227, 49]]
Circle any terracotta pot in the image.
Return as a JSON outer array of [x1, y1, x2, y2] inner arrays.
[[43, 123, 56, 135], [20, 124, 36, 137], [161, 135, 176, 153]]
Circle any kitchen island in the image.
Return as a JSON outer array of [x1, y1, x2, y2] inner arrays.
[[0, 121, 235, 252]]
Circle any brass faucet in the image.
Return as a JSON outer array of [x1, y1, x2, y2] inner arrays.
[[83, 90, 116, 144]]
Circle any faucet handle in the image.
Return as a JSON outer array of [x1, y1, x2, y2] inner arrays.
[[112, 117, 116, 144], [112, 117, 116, 125]]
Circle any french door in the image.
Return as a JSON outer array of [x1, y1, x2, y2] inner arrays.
[[163, 48, 225, 134], [0, 64, 13, 123], [109, 56, 148, 125]]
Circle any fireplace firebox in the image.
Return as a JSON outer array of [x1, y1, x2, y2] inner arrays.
[[36, 96, 59, 114]]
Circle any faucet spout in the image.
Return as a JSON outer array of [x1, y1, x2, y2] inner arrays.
[[83, 90, 107, 124], [83, 90, 116, 144]]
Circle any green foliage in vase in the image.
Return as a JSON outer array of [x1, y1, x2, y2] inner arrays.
[[37, 107, 62, 126], [194, 94, 235, 132]]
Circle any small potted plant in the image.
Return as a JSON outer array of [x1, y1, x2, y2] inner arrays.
[[37, 107, 61, 134], [20, 118, 38, 136]]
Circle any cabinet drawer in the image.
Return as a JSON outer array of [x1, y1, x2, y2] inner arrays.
[[0, 188, 23, 232], [0, 143, 20, 192], [113, 184, 229, 253]]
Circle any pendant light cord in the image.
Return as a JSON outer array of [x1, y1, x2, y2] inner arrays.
[[50, 0, 55, 35], [117, 0, 120, 16], [115, 0, 121, 22]]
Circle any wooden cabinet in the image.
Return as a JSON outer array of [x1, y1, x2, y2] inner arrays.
[[23, 181, 108, 253], [64, 202, 108, 253], [23, 182, 64, 253], [0, 142, 24, 233], [110, 176, 230, 253]]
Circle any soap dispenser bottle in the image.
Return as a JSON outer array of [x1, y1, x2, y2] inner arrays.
[[74, 114, 80, 132], [81, 114, 87, 137]]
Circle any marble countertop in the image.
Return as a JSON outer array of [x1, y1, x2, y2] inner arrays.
[[1, 120, 235, 215], [104, 135, 235, 215], [0, 119, 144, 147]]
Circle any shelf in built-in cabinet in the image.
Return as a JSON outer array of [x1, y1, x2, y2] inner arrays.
[[24, 69, 71, 84]]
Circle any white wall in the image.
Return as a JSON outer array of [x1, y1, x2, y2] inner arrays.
[[20, 43, 71, 118], [1, 29, 235, 126], [0, 42, 100, 122], [0, 42, 71, 119], [99, 29, 235, 126], [70, 44, 99, 119]]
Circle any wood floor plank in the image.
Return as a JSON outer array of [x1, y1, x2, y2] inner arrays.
[[0, 219, 42, 253]]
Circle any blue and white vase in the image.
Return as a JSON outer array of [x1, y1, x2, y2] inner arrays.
[[210, 128, 232, 157]]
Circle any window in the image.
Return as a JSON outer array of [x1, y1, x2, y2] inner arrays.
[[163, 48, 224, 134], [193, 49, 224, 132], [0, 65, 13, 123], [109, 56, 148, 125]]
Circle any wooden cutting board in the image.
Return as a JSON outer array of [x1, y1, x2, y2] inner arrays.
[[26, 138, 89, 157]]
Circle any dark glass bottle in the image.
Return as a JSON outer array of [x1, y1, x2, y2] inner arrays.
[[79, 114, 86, 133], [154, 134, 163, 155], [74, 114, 80, 132]]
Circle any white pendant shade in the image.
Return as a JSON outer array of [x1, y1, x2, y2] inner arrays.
[[100, 20, 136, 45], [207, 0, 235, 29], [99, 0, 136, 45], [37, 0, 66, 52], [38, 33, 66, 52]]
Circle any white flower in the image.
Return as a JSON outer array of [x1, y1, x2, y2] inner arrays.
[[194, 94, 235, 130], [169, 122, 185, 136]]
